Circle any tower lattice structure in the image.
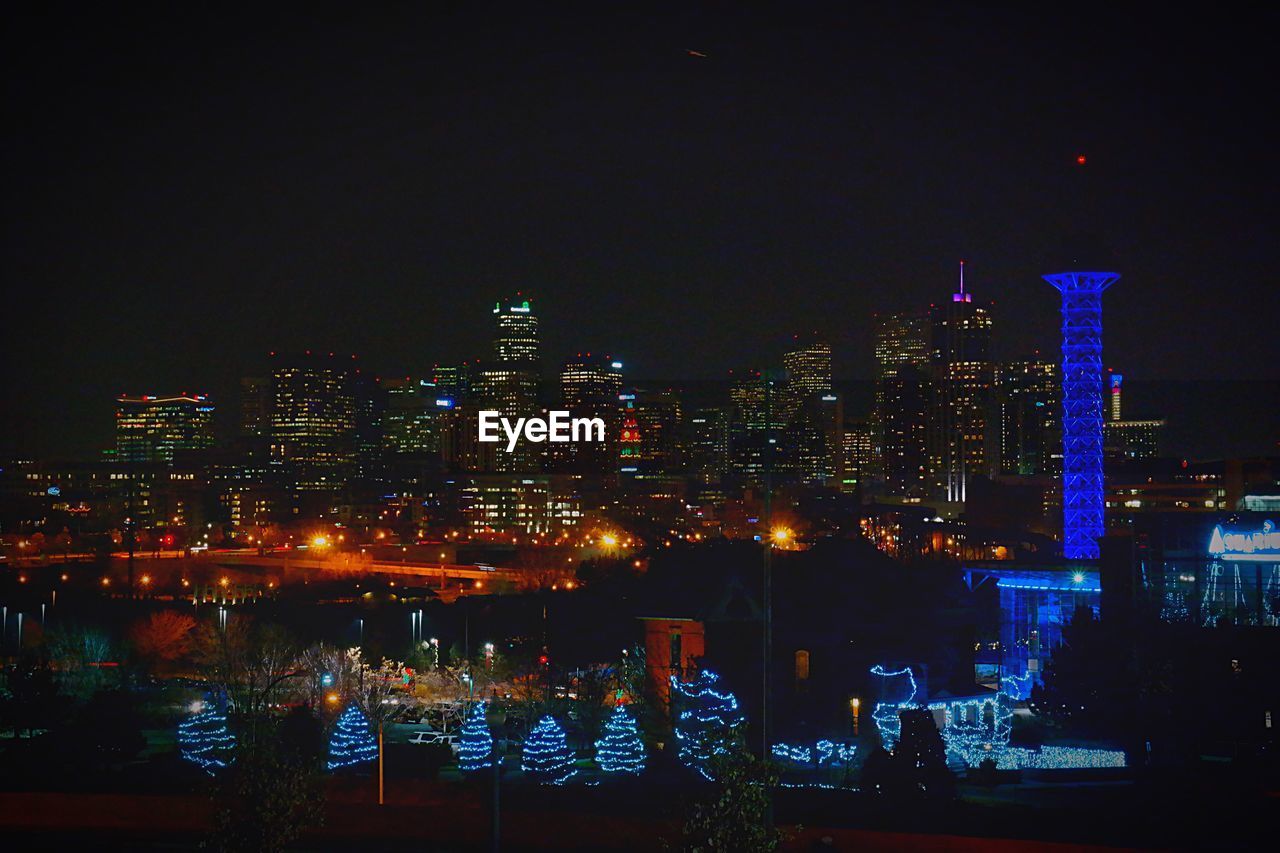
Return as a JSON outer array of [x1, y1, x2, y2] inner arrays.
[[1043, 272, 1119, 560]]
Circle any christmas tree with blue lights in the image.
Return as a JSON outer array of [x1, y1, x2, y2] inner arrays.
[[671, 670, 744, 779], [327, 704, 378, 771], [594, 704, 645, 775], [178, 697, 235, 774], [521, 715, 576, 785], [457, 702, 494, 773]]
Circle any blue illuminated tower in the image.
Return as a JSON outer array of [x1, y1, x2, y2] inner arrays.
[[1043, 272, 1119, 560]]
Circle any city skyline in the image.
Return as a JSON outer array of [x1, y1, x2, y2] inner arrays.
[[3, 5, 1277, 459]]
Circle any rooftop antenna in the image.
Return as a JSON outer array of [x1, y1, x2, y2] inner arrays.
[[954, 260, 972, 303]]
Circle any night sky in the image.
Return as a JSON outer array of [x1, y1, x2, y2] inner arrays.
[[3, 3, 1276, 457]]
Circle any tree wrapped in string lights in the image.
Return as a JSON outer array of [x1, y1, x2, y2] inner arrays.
[[521, 715, 576, 785], [327, 703, 377, 771], [671, 670, 744, 780], [178, 697, 235, 774], [457, 702, 494, 773], [594, 704, 645, 775]]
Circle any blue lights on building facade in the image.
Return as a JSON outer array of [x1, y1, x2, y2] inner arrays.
[[1044, 272, 1119, 560], [964, 566, 1102, 696]]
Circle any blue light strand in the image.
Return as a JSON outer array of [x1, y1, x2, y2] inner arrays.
[[670, 670, 745, 780], [521, 715, 577, 785], [771, 739, 856, 768], [594, 704, 646, 775], [327, 704, 378, 770], [178, 701, 235, 775], [869, 666, 1119, 770], [457, 702, 494, 773], [869, 665, 917, 750]]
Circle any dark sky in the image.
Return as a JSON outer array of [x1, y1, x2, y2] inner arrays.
[[3, 3, 1277, 457]]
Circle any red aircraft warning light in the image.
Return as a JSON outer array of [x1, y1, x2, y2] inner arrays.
[[1076, 154, 1087, 165]]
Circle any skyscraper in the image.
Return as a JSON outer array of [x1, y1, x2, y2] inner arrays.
[[841, 419, 875, 493], [997, 360, 1060, 476], [781, 335, 832, 421], [873, 313, 931, 497], [431, 363, 471, 404], [269, 353, 357, 491], [239, 377, 271, 437], [684, 406, 730, 484], [928, 263, 996, 503], [559, 355, 622, 478], [382, 377, 440, 456], [729, 369, 785, 487], [493, 294, 539, 363], [115, 394, 215, 465], [1102, 371, 1165, 461], [478, 296, 542, 472]]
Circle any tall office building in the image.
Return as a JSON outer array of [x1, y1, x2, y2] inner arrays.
[[382, 377, 441, 456], [559, 355, 623, 478], [793, 391, 843, 487], [928, 263, 996, 502], [729, 369, 786, 487], [781, 335, 832, 423], [873, 313, 931, 497], [352, 371, 384, 481], [431, 363, 471, 403], [634, 387, 682, 475], [841, 419, 875, 492], [493, 294, 539, 363], [269, 353, 357, 491], [115, 394, 215, 465], [997, 360, 1060, 476], [684, 406, 730, 484], [879, 368, 931, 497], [478, 296, 542, 472], [239, 377, 271, 437], [1102, 373, 1165, 461]]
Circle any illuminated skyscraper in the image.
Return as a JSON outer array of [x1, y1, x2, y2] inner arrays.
[[431, 363, 471, 403], [997, 360, 1060, 476], [382, 377, 441, 456], [269, 353, 358, 490], [781, 335, 832, 423], [928, 263, 996, 503], [841, 419, 875, 492], [1102, 371, 1164, 461], [873, 313, 930, 496], [793, 391, 843, 487], [1108, 372, 1123, 421], [239, 377, 270, 437], [493, 294, 539, 364], [115, 394, 215, 465], [878, 368, 930, 497], [729, 370, 785, 487], [1044, 271, 1119, 560], [685, 406, 730, 484], [559, 355, 622, 477]]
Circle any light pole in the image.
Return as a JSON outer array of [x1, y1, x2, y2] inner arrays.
[[761, 368, 779, 832]]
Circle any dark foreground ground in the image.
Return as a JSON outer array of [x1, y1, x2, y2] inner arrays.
[[0, 766, 1275, 852]]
